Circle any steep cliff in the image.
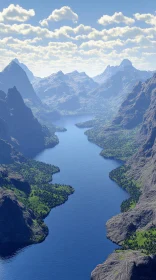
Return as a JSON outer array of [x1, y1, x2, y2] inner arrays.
[[91, 74, 156, 279], [91, 251, 156, 280], [113, 74, 156, 129], [0, 61, 41, 108], [0, 87, 58, 157]]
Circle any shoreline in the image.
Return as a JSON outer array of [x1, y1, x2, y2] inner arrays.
[[82, 124, 156, 279]]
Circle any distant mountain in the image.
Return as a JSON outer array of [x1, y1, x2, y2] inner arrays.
[[66, 70, 98, 94], [0, 87, 58, 157], [93, 59, 154, 84], [33, 70, 98, 111], [89, 61, 154, 116], [113, 73, 156, 129], [13, 58, 35, 82], [0, 61, 42, 108]]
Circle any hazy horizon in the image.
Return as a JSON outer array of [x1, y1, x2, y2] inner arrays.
[[0, 1, 156, 77]]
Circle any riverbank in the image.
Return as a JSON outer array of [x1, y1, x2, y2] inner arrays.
[[0, 159, 74, 258], [84, 118, 156, 279], [0, 115, 129, 280]]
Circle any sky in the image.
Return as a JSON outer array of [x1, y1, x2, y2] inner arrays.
[[0, 0, 156, 77]]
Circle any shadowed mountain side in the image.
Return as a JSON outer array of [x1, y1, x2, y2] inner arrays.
[[0, 87, 58, 157], [0, 61, 42, 108]]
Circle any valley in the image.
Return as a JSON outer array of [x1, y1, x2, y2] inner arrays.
[[0, 115, 129, 280], [0, 57, 155, 280]]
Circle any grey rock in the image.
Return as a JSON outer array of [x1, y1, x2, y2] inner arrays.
[[0, 61, 42, 108], [91, 251, 156, 280]]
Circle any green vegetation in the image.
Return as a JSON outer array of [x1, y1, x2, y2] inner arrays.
[[0, 159, 74, 245], [7, 160, 74, 219], [9, 160, 59, 185], [86, 126, 139, 161], [123, 228, 156, 254], [110, 166, 141, 212]]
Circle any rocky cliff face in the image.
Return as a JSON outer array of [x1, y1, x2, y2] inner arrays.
[[0, 87, 57, 157], [0, 187, 47, 256], [106, 74, 156, 245], [0, 87, 45, 157], [91, 74, 156, 279], [113, 74, 156, 129], [91, 251, 156, 280]]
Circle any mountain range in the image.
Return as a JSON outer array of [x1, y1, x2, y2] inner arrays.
[[32, 59, 155, 116], [0, 56, 155, 276], [32, 69, 98, 111], [0, 59, 155, 118], [93, 59, 154, 84]]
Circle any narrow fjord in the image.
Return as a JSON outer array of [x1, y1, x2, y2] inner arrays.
[[0, 116, 128, 280]]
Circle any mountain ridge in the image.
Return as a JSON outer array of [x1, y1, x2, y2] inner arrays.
[[91, 71, 156, 280], [0, 61, 42, 109], [93, 59, 155, 84], [0, 86, 58, 158]]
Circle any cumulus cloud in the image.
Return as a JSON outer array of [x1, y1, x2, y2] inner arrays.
[[40, 6, 78, 26], [134, 13, 156, 26], [98, 12, 135, 26], [80, 39, 124, 50], [0, 9, 156, 76], [0, 22, 93, 40], [0, 4, 35, 23]]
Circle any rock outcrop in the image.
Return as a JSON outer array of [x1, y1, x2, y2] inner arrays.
[[91, 251, 156, 280]]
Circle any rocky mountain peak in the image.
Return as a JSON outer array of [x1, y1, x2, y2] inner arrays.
[[11, 58, 35, 83], [3, 60, 21, 73], [0, 60, 42, 108], [13, 58, 20, 64], [57, 70, 64, 76], [120, 59, 133, 67]]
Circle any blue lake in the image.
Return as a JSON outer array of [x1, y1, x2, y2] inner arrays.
[[0, 115, 129, 280]]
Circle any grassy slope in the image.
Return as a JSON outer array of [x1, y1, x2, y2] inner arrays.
[[109, 166, 142, 212], [1, 160, 74, 243], [81, 120, 156, 255], [85, 125, 140, 161], [8, 160, 74, 219]]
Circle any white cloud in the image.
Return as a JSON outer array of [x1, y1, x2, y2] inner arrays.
[[98, 12, 135, 26], [0, 9, 156, 76], [134, 13, 156, 26], [80, 39, 124, 50], [75, 26, 156, 42], [0, 22, 93, 40], [0, 4, 35, 23], [40, 6, 78, 27]]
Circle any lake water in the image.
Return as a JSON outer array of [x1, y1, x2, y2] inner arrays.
[[0, 115, 129, 280]]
